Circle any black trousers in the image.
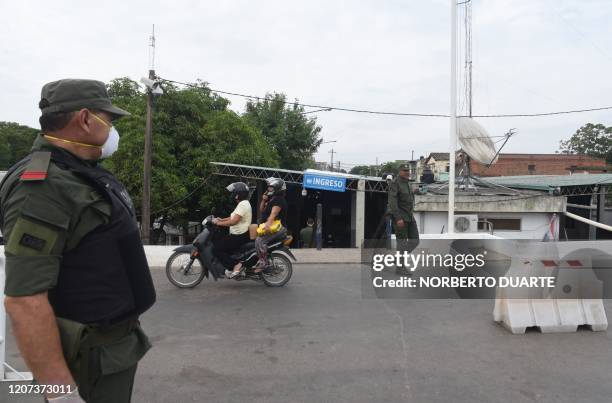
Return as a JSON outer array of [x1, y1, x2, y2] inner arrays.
[[213, 231, 251, 269]]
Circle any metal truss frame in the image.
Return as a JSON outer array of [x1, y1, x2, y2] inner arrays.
[[210, 162, 389, 193]]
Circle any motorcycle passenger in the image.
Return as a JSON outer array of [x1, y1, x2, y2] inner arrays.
[[254, 177, 288, 273], [212, 182, 252, 278]]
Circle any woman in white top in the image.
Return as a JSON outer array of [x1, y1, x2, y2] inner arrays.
[[212, 182, 253, 278]]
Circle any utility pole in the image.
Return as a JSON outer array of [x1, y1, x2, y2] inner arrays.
[[465, 0, 473, 118], [448, 0, 458, 234], [329, 148, 336, 171], [141, 25, 155, 244]]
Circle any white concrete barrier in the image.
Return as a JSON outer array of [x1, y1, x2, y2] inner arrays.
[[143, 246, 363, 267], [0, 246, 33, 381], [144, 246, 178, 267], [493, 242, 608, 334]]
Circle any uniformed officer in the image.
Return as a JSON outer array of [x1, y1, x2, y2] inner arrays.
[[387, 163, 420, 275], [1, 79, 156, 402]]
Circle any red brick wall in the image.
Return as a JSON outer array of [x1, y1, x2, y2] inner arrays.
[[470, 154, 607, 177]]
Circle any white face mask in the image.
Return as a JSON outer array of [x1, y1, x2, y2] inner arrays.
[[100, 126, 120, 159]]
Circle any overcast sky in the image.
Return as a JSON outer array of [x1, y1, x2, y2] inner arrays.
[[1, 0, 611, 168]]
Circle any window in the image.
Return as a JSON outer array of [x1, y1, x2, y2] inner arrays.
[[478, 218, 521, 231], [528, 164, 536, 174]]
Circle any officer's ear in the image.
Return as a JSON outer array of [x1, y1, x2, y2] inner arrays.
[[75, 109, 94, 133]]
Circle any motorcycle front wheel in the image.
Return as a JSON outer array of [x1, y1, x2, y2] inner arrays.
[[166, 251, 206, 288], [261, 252, 293, 287]]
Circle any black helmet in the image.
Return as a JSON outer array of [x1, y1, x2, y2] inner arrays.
[[265, 177, 286, 197], [226, 182, 250, 201]]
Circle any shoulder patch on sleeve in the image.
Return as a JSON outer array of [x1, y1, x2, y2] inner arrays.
[[20, 151, 51, 182], [5, 217, 59, 256]]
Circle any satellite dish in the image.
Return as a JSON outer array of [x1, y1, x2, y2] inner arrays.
[[140, 77, 164, 96], [457, 118, 498, 165]]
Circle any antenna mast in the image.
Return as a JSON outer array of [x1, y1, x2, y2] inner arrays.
[[465, 1, 472, 117], [148, 24, 156, 70]]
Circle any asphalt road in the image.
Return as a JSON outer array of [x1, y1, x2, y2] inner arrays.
[[3, 264, 612, 403]]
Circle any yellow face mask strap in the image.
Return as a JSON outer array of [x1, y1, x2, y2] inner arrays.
[[90, 113, 112, 128], [43, 134, 101, 149]]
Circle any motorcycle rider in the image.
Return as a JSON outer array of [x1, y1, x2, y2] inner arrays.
[[254, 177, 288, 273], [212, 182, 252, 278]]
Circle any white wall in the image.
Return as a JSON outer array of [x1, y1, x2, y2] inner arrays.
[[414, 211, 555, 240]]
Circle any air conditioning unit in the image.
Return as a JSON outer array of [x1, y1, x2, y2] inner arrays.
[[454, 214, 478, 233]]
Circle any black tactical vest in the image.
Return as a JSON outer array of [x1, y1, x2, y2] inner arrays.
[[46, 149, 156, 324]]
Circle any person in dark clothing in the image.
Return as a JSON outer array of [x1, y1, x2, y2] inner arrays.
[[300, 218, 314, 248], [212, 182, 252, 278], [255, 177, 288, 272], [1, 79, 155, 402], [388, 164, 420, 275]]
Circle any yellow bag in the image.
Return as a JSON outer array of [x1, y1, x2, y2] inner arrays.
[[257, 219, 282, 236]]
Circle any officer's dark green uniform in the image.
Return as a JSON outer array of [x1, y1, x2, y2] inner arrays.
[[0, 79, 156, 402], [387, 164, 420, 253]]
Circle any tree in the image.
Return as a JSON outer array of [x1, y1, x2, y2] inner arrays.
[[0, 122, 39, 169], [559, 123, 612, 164], [105, 78, 278, 237], [349, 165, 373, 176], [243, 93, 322, 170], [379, 161, 401, 176]]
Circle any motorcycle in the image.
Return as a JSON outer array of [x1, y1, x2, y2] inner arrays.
[[165, 215, 295, 288]]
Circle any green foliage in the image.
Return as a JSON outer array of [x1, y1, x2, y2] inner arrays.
[[104, 78, 278, 228], [244, 93, 322, 170], [0, 122, 39, 169], [349, 165, 374, 176], [349, 162, 399, 178], [379, 161, 401, 176], [559, 123, 612, 164]]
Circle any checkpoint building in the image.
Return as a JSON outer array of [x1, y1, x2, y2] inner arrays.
[[210, 163, 601, 246]]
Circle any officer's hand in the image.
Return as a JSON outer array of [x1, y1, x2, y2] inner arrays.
[[212, 218, 220, 225], [47, 387, 85, 402], [262, 194, 269, 201], [396, 219, 405, 229]]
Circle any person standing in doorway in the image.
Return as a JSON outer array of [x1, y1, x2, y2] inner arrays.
[[299, 218, 314, 248]]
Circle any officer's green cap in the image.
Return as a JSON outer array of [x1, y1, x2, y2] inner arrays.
[[398, 163, 410, 171], [39, 79, 130, 118]]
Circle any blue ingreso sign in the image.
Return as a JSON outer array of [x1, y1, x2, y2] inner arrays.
[[303, 173, 346, 192]]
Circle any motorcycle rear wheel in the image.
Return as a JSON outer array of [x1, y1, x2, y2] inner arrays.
[[261, 252, 293, 287], [166, 251, 206, 288]]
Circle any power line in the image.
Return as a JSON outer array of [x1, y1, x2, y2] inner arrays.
[[159, 77, 612, 119], [160, 78, 447, 117], [137, 174, 214, 218]]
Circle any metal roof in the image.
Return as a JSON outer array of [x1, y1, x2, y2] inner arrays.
[[482, 174, 612, 192], [426, 152, 450, 162]]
